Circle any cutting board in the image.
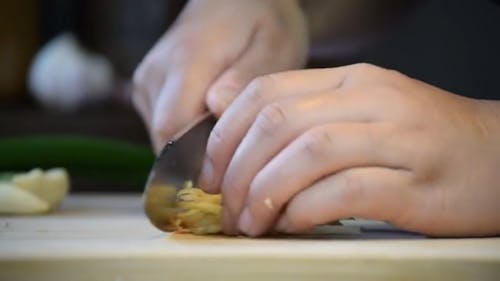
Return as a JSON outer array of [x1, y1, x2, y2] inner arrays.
[[1, 194, 499, 281]]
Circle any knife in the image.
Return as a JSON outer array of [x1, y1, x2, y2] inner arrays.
[[143, 112, 216, 232], [141, 113, 421, 236]]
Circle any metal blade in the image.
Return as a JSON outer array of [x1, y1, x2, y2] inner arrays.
[[143, 112, 216, 231]]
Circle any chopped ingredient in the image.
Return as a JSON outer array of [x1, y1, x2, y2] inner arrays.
[[0, 168, 70, 214], [145, 181, 221, 234]]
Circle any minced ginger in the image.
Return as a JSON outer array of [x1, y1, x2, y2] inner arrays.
[[145, 181, 221, 234]]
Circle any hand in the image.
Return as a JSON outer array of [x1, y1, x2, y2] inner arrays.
[[199, 63, 500, 237], [132, 0, 308, 152]]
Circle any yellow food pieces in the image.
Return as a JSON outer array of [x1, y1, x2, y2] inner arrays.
[[145, 181, 221, 235]]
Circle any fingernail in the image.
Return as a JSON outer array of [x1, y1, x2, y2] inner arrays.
[[198, 157, 213, 192], [276, 216, 289, 233], [238, 208, 253, 236]]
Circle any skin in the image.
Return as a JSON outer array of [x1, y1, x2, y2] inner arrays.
[[132, 0, 411, 152], [198, 63, 500, 237], [133, 1, 500, 237], [133, 0, 308, 153]]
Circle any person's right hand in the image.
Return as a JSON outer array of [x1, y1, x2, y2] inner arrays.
[[132, 0, 309, 153]]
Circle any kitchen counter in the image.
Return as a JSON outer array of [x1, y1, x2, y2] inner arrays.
[[1, 194, 499, 281]]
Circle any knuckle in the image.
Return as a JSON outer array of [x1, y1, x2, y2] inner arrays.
[[384, 68, 404, 78], [300, 127, 333, 158], [351, 63, 378, 75], [349, 63, 398, 83], [254, 103, 289, 136], [243, 75, 275, 103]]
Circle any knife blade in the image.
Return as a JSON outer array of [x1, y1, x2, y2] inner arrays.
[[143, 112, 216, 232]]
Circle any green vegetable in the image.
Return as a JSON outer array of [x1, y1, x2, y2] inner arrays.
[[0, 135, 155, 186]]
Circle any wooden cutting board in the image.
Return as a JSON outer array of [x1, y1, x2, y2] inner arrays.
[[0, 194, 499, 281]]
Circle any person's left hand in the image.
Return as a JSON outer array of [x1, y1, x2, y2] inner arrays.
[[198, 63, 500, 237]]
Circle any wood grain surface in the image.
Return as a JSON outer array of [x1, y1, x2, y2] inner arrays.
[[0, 194, 499, 281]]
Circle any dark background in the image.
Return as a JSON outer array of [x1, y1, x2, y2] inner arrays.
[[1, 0, 499, 191], [360, 0, 500, 100]]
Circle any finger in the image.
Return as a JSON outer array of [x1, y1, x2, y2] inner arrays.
[[150, 52, 227, 153], [236, 123, 411, 236], [205, 28, 305, 117], [199, 67, 351, 193], [274, 167, 413, 234], [148, 24, 262, 153], [220, 89, 388, 234]]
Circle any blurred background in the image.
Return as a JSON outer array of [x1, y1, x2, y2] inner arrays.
[[0, 0, 499, 192], [0, 0, 186, 192]]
